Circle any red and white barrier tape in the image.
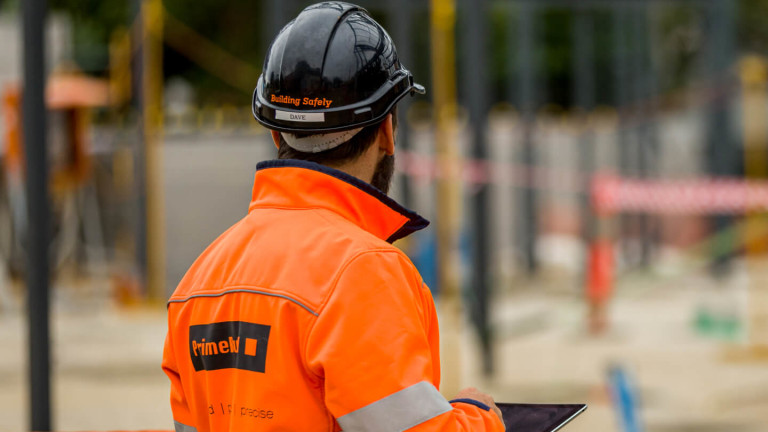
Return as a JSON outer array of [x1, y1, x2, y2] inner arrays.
[[397, 151, 768, 215], [396, 152, 768, 215], [593, 175, 768, 215], [396, 150, 587, 193]]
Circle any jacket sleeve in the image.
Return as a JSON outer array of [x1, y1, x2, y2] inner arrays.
[[305, 250, 504, 432], [162, 317, 197, 432]]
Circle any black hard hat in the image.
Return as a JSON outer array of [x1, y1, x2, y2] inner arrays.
[[252, 1, 425, 134]]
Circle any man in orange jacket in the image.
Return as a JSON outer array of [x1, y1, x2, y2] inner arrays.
[[162, 2, 505, 431]]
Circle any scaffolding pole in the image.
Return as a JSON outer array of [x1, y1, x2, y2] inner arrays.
[[267, 0, 291, 47], [143, 0, 165, 301], [573, 3, 596, 275], [390, 0, 415, 209], [705, 0, 736, 274], [22, 0, 52, 429], [460, 0, 493, 376], [517, 1, 538, 275], [739, 55, 768, 358], [131, 0, 148, 295], [431, 0, 462, 398]]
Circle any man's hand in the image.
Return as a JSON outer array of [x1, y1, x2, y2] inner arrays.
[[454, 387, 504, 427]]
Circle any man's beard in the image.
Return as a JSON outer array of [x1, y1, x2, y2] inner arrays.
[[371, 154, 395, 194]]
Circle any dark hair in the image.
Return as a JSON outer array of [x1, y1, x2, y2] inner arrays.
[[277, 106, 398, 165]]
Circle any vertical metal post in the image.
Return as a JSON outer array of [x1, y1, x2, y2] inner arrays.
[[645, 3, 661, 264], [705, 0, 736, 273], [131, 0, 148, 292], [431, 0, 462, 398], [460, 0, 492, 375], [740, 55, 768, 352], [143, 0, 165, 300], [504, 3, 516, 107], [630, 2, 651, 268], [612, 2, 629, 265], [741, 57, 768, 252], [573, 4, 595, 265], [517, 0, 538, 275], [267, 0, 291, 45], [390, 0, 414, 208], [22, 0, 52, 429]]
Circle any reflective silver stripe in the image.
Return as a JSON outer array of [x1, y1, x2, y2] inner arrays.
[[168, 288, 318, 316], [174, 420, 197, 432], [337, 381, 452, 432]]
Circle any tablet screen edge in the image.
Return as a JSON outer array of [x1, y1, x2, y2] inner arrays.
[[549, 404, 587, 432]]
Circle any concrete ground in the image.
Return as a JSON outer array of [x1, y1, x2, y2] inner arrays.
[[0, 294, 171, 431], [1, 269, 768, 432], [471, 273, 768, 432]]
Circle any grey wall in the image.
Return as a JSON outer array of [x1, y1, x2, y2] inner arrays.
[[163, 133, 274, 295]]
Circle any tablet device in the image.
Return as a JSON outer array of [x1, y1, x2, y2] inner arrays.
[[496, 403, 587, 432]]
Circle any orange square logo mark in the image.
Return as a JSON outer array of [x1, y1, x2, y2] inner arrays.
[[244, 338, 258, 357]]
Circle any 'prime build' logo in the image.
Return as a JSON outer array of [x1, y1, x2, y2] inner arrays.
[[189, 321, 271, 373]]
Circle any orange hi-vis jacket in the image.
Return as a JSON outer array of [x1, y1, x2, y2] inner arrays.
[[162, 160, 504, 432]]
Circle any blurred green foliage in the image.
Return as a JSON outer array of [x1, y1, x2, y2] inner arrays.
[[737, 0, 768, 53], [49, 0, 129, 74]]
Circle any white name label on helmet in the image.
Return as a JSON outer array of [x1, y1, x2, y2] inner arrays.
[[275, 110, 325, 123]]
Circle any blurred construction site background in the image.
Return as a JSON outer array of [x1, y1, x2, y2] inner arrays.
[[2, 0, 768, 431]]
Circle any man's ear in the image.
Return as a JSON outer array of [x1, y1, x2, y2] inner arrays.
[[378, 114, 395, 156], [270, 130, 281, 150]]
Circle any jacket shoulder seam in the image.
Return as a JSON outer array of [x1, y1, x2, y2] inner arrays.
[[318, 248, 411, 315], [302, 248, 416, 380]]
